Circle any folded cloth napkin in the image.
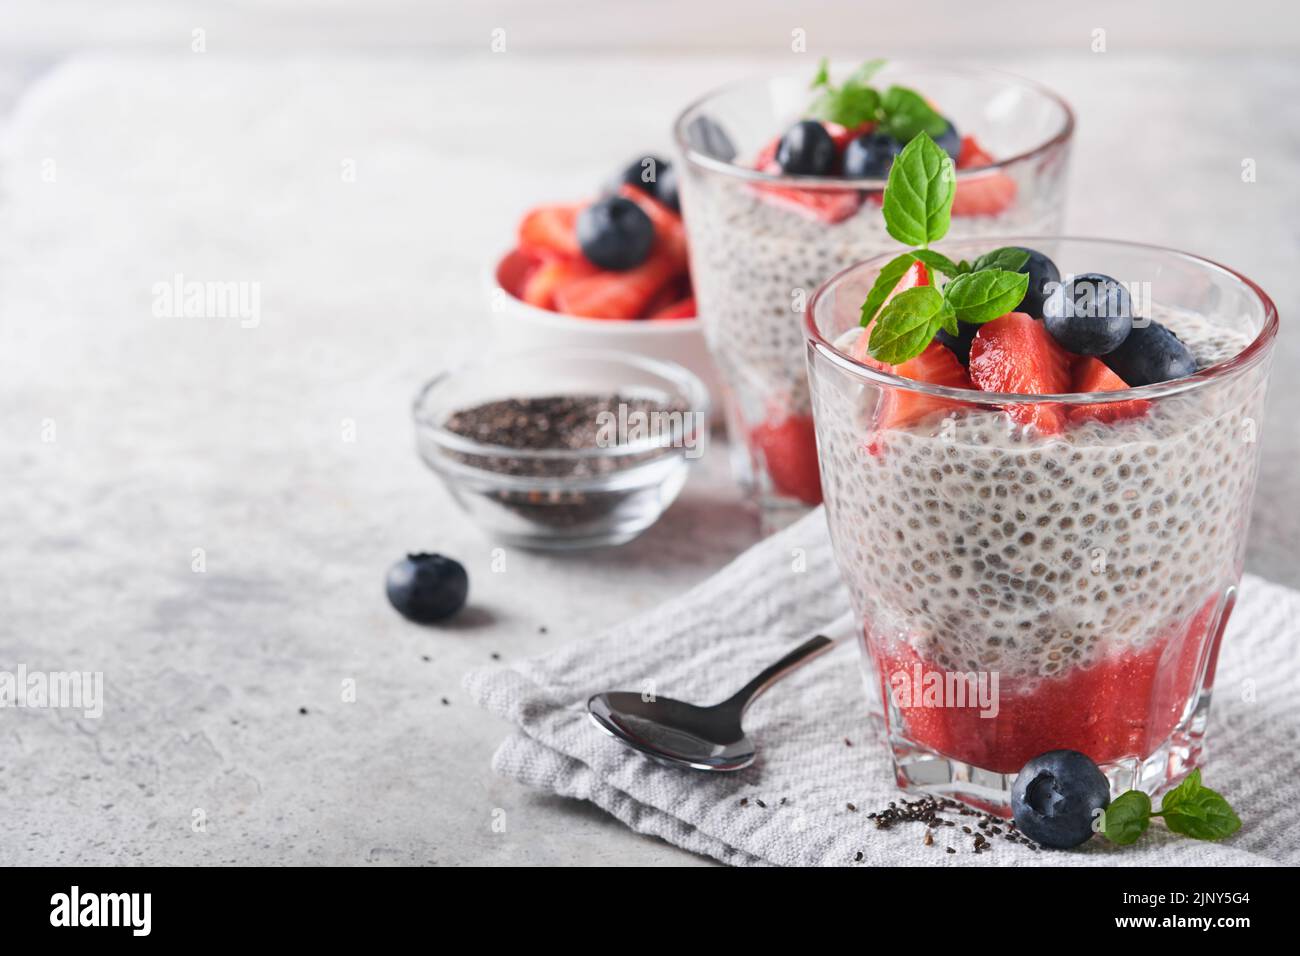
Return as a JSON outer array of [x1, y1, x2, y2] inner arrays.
[[465, 508, 1299, 866]]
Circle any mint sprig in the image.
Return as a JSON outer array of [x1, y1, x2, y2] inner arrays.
[[805, 58, 942, 139], [858, 133, 1032, 363], [1100, 771, 1241, 847]]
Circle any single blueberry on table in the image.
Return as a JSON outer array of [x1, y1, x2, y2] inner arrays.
[[1013, 248, 1061, 319], [1042, 273, 1134, 355], [1103, 320, 1198, 386], [1011, 749, 1111, 849], [935, 321, 978, 365], [842, 131, 903, 179], [933, 119, 961, 161], [775, 120, 837, 176], [386, 553, 469, 624], [576, 196, 655, 271]]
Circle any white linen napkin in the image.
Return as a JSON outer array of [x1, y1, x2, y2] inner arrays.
[[466, 508, 1299, 866]]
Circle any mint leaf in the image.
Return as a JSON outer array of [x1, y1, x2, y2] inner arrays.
[[943, 269, 1030, 324], [936, 299, 958, 336], [847, 58, 886, 86], [1101, 790, 1151, 845], [859, 252, 920, 326], [881, 133, 955, 247], [867, 285, 944, 364], [810, 84, 881, 129], [879, 85, 948, 141], [971, 247, 1031, 273], [810, 57, 830, 89], [909, 249, 961, 279], [1158, 770, 1242, 841]]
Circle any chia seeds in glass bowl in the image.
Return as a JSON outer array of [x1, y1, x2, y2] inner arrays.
[[414, 349, 710, 550]]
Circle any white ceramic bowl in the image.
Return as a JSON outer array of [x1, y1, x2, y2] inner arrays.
[[487, 249, 724, 416]]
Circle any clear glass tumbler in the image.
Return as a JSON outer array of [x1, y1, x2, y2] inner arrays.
[[674, 63, 1074, 531], [805, 238, 1278, 810]]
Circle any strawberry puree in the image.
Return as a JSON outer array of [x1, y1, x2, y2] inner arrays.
[[868, 596, 1225, 774]]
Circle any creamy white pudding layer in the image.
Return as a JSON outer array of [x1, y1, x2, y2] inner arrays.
[[817, 309, 1264, 686]]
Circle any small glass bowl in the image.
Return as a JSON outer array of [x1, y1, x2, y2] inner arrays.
[[413, 348, 711, 550]]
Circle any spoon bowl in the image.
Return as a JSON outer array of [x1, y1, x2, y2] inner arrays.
[[586, 612, 854, 772]]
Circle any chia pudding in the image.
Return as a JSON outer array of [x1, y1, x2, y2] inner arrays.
[[675, 64, 1073, 513], [813, 305, 1271, 776]]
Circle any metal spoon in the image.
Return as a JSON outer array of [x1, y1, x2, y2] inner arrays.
[[586, 611, 854, 771]]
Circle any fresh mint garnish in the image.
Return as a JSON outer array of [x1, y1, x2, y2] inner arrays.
[[805, 58, 943, 141], [865, 286, 950, 365], [971, 247, 1031, 273], [881, 132, 955, 247], [943, 269, 1031, 324], [857, 133, 1032, 364], [878, 85, 948, 142], [1099, 790, 1151, 845], [1101, 771, 1241, 847], [907, 249, 963, 280]]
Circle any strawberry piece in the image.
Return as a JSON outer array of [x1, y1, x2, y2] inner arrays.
[[497, 247, 544, 299], [750, 414, 823, 505], [751, 124, 864, 224], [520, 257, 600, 310], [850, 260, 930, 371], [952, 136, 1016, 217], [518, 204, 583, 258], [617, 185, 688, 266], [866, 342, 973, 454], [553, 248, 682, 320], [968, 313, 1072, 435], [650, 296, 695, 320], [1067, 357, 1151, 424]]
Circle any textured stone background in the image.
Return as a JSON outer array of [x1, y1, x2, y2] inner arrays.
[[0, 16, 1296, 865]]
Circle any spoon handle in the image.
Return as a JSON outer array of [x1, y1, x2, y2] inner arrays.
[[724, 610, 856, 713]]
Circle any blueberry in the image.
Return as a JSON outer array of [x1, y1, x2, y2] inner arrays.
[[576, 196, 655, 271], [1013, 248, 1061, 319], [1011, 749, 1110, 849], [685, 115, 737, 162], [655, 162, 680, 212], [1042, 273, 1134, 355], [1103, 320, 1198, 386], [935, 321, 978, 365], [609, 154, 669, 197], [386, 553, 468, 624], [775, 120, 837, 175], [842, 132, 902, 179], [933, 119, 961, 161]]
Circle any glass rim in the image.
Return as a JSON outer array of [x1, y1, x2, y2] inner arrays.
[[804, 236, 1280, 405], [412, 346, 711, 461], [672, 60, 1075, 190]]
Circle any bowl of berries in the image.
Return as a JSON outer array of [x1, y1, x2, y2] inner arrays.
[[490, 154, 723, 409]]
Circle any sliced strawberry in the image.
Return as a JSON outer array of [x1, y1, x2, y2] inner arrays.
[[553, 248, 682, 320], [518, 204, 583, 258], [952, 136, 1016, 217], [968, 313, 1072, 435], [750, 414, 822, 505], [650, 296, 695, 320], [497, 247, 544, 299], [520, 256, 600, 310], [617, 184, 688, 266], [1067, 357, 1151, 424], [642, 279, 685, 318], [851, 260, 930, 371], [865, 342, 973, 454]]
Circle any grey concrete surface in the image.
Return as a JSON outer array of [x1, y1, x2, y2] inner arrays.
[[0, 50, 1295, 867]]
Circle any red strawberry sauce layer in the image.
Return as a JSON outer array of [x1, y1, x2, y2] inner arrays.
[[866, 595, 1224, 774]]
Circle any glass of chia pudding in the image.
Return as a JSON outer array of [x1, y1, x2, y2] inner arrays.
[[673, 62, 1073, 529], [805, 237, 1277, 810]]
